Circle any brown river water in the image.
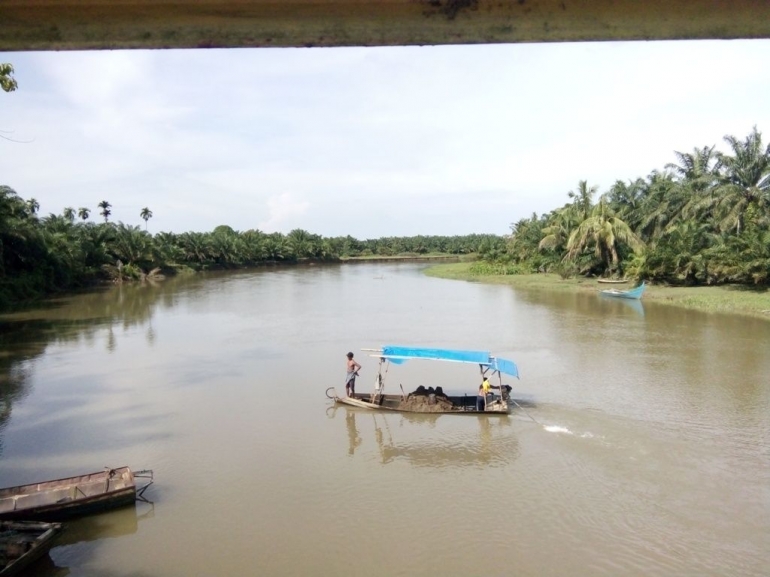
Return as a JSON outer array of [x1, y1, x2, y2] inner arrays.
[[0, 262, 768, 576]]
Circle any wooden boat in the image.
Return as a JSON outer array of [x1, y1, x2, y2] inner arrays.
[[0, 467, 154, 522], [599, 281, 646, 300], [597, 278, 629, 284], [326, 346, 520, 415], [0, 521, 61, 577]]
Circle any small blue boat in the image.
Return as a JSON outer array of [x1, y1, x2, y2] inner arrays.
[[600, 281, 645, 300]]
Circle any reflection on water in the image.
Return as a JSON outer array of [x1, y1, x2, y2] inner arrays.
[[29, 504, 154, 577], [344, 408, 362, 456], [598, 294, 645, 316], [330, 406, 519, 468], [0, 278, 186, 453], [56, 503, 154, 548]]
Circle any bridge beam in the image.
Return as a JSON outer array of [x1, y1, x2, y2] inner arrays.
[[1, 0, 768, 52]]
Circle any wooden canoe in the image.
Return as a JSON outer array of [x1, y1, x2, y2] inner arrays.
[[0, 521, 61, 577], [333, 391, 511, 415], [0, 467, 153, 521]]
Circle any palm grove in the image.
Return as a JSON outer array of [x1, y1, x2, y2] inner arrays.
[[499, 127, 770, 286], [0, 186, 503, 306]]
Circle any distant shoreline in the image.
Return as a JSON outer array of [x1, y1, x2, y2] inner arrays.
[[424, 262, 770, 321], [340, 254, 469, 263]]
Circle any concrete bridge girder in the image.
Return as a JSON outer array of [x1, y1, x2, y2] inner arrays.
[[1, 0, 769, 52]]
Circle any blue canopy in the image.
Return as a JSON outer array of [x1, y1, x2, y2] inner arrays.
[[488, 357, 519, 378], [380, 346, 519, 378]]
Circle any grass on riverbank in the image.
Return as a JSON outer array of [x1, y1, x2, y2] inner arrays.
[[425, 262, 770, 320]]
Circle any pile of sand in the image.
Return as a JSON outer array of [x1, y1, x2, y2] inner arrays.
[[397, 395, 454, 413]]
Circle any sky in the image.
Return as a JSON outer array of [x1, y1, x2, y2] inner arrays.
[[1, 40, 769, 238]]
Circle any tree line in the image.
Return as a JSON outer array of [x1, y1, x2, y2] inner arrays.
[[496, 127, 770, 286], [0, 186, 504, 307]]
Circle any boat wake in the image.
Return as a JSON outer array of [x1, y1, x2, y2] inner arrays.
[[543, 424, 595, 439], [544, 425, 571, 434]]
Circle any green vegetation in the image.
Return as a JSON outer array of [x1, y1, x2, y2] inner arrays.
[[425, 262, 770, 319], [0, 63, 17, 93], [440, 127, 770, 319], [497, 128, 770, 287], [0, 184, 504, 307]]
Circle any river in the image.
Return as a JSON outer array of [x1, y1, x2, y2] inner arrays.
[[1, 263, 768, 576]]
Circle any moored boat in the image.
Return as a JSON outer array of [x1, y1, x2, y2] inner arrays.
[[0, 521, 61, 577], [597, 278, 629, 284], [0, 467, 153, 522], [326, 346, 520, 415], [599, 281, 646, 300]]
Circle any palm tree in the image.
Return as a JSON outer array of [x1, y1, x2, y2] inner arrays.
[[0, 186, 22, 228], [78, 207, 90, 221], [152, 231, 183, 264], [538, 206, 575, 254], [507, 213, 543, 263], [566, 197, 645, 274], [667, 145, 721, 184], [41, 213, 73, 234], [264, 233, 290, 261], [656, 220, 715, 284], [178, 232, 209, 264], [653, 145, 720, 235], [538, 181, 599, 256], [287, 228, 314, 259], [26, 198, 39, 216], [111, 223, 153, 266], [62, 207, 76, 222], [77, 221, 115, 269], [605, 178, 648, 232], [728, 227, 770, 284], [0, 186, 41, 278], [140, 207, 153, 230], [567, 180, 598, 222], [242, 229, 267, 262], [635, 170, 680, 241], [97, 200, 112, 223], [713, 127, 770, 235]]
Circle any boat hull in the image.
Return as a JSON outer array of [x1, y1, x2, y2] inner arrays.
[[599, 282, 646, 300], [0, 521, 61, 577], [334, 393, 510, 415], [0, 467, 143, 521], [600, 292, 641, 299]]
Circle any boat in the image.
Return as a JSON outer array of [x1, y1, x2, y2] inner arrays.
[[599, 281, 646, 300], [0, 521, 62, 577], [326, 345, 520, 415], [0, 467, 154, 522], [597, 278, 629, 284]]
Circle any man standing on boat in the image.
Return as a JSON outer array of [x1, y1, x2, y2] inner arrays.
[[476, 375, 499, 411], [345, 352, 361, 397]]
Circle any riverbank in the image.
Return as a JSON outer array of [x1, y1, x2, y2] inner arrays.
[[341, 253, 474, 263], [425, 262, 770, 320]]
